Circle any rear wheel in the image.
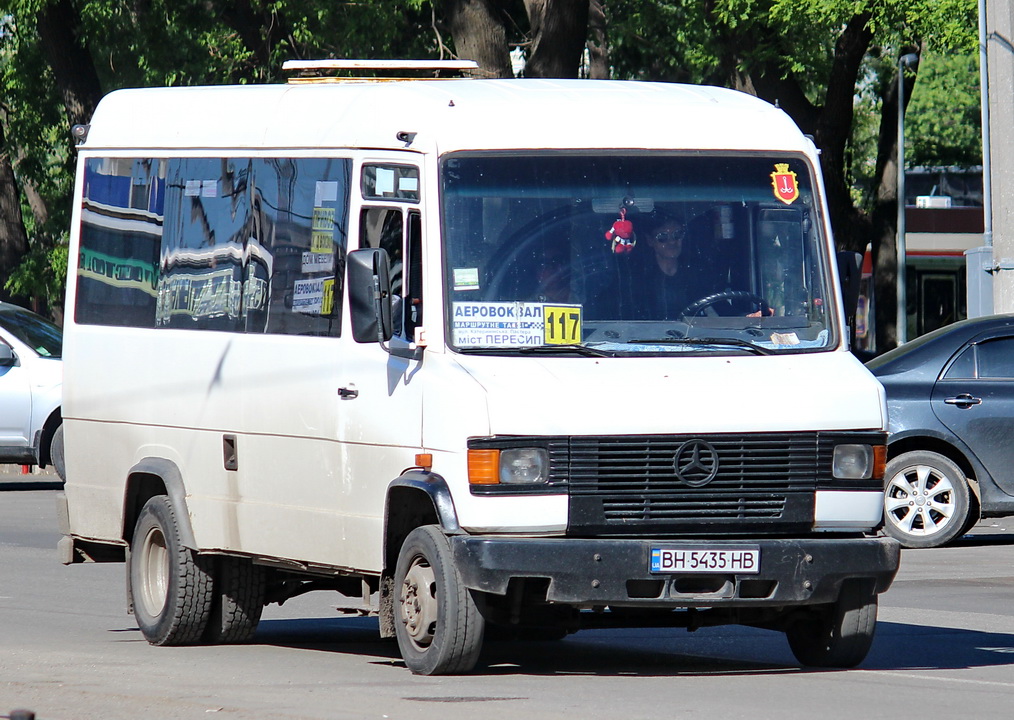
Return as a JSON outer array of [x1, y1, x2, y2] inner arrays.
[[129, 496, 213, 645], [786, 580, 878, 668], [50, 424, 65, 482], [203, 556, 265, 643], [394, 525, 485, 675], [883, 451, 971, 548]]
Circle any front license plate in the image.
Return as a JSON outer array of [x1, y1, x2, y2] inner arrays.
[[650, 547, 760, 574]]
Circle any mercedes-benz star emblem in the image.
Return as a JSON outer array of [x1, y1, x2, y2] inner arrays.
[[674, 440, 720, 487]]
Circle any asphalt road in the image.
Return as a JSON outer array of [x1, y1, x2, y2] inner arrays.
[[2, 486, 1014, 720]]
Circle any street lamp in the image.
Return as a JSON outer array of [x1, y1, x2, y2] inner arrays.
[[896, 51, 919, 346]]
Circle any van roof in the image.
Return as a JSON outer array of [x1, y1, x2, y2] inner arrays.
[[82, 78, 809, 155]]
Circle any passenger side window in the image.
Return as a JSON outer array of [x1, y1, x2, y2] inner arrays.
[[359, 207, 423, 341], [943, 345, 975, 379], [975, 337, 1014, 379]]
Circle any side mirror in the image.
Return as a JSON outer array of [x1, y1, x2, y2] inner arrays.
[[837, 251, 863, 321], [0, 344, 15, 367], [348, 248, 394, 343]]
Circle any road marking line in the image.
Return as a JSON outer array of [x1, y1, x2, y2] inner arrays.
[[872, 671, 1014, 689]]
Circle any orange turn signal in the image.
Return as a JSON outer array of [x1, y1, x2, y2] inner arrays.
[[468, 449, 500, 485], [872, 445, 887, 480], [415, 453, 433, 470]]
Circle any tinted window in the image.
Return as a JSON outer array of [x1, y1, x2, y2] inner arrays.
[[76, 157, 352, 337], [976, 337, 1014, 378], [943, 345, 975, 379], [76, 158, 164, 327], [362, 164, 419, 202], [441, 153, 833, 354], [0, 305, 63, 358]]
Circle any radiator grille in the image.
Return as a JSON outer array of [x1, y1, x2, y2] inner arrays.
[[565, 433, 821, 535]]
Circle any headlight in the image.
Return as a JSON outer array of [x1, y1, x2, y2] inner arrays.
[[467, 447, 549, 485], [499, 448, 549, 484], [833, 444, 886, 480]]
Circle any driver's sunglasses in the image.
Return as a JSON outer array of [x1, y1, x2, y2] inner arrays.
[[654, 229, 685, 243]]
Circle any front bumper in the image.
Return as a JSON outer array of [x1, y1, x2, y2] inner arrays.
[[451, 535, 899, 608]]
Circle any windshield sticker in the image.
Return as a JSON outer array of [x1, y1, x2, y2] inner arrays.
[[452, 301, 582, 346], [293, 277, 335, 315], [453, 268, 480, 292], [301, 252, 335, 273], [314, 181, 339, 205], [770, 163, 799, 205], [770, 332, 800, 346], [184, 179, 218, 197], [311, 208, 336, 253]]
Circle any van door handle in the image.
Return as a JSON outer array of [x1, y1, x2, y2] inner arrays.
[[944, 394, 981, 408], [338, 386, 359, 399]]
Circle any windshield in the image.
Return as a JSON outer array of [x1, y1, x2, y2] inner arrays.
[[0, 304, 63, 358], [441, 153, 836, 356]]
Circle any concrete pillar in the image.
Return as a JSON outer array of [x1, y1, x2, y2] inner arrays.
[[988, 0, 1014, 311]]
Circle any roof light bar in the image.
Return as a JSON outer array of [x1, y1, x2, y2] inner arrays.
[[282, 59, 479, 72]]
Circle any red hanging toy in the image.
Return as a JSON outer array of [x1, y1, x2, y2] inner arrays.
[[605, 206, 635, 254]]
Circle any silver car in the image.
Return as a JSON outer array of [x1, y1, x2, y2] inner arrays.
[[0, 302, 64, 479]]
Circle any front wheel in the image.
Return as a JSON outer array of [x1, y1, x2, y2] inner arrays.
[[786, 580, 878, 668], [129, 496, 213, 645], [393, 525, 485, 675], [883, 451, 971, 549]]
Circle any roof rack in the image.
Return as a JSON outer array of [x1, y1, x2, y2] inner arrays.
[[283, 59, 479, 83]]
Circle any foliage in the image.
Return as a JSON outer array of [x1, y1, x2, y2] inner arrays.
[[0, 0, 986, 333], [0, 0, 436, 317], [3, 239, 68, 308], [906, 50, 982, 168]]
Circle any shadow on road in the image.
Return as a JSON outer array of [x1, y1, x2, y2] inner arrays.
[[245, 616, 1014, 677]]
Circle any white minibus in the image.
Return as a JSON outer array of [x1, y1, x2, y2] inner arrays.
[[58, 64, 899, 675]]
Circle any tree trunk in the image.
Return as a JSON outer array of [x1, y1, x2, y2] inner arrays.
[[523, 0, 589, 78], [439, 0, 515, 78], [0, 124, 30, 304], [587, 0, 609, 79], [215, 0, 293, 80], [36, 0, 104, 128], [871, 48, 922, 351], [527, 0, 592, 78]]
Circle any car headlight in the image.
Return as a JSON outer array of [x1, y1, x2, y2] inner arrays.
[[833, 444, 886, 480], [499, 448, 549, 484], [468, 447, 549, 485]]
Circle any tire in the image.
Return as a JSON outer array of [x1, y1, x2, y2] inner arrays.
[[393, 525, 485, 675], [786, 580, 878, 668], [883, 451, 971, 549], [129, 496, 213, 645], [50, 423, 66, 482], [203, 556, 265, 644], [959, 490, 982, 538]]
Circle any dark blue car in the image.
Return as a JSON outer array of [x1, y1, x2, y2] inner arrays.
[[867, 315, 1014, 548]]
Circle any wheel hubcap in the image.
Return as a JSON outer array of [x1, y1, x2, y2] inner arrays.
[[139, 526, 170, 615], [399, 558, 437, 649], [885, 464, 957, 537]]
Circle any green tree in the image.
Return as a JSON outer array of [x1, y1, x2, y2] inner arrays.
[[906, 49, 981, 169], [601, 0, 978, 350], [0, 0, 436, 316]]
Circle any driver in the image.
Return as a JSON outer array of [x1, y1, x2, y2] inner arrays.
[[629, 211, 773, 319], [629, 213, 700, 320]]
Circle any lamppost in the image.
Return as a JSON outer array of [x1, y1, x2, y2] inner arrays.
[[896, 51, 919, 345]]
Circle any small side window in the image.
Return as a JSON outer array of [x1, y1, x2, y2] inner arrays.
[[361, 164, 419, 202], [406, 211, 423, 337], [943, 345, 975, 379]]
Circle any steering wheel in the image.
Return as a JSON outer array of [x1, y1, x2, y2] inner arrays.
[[679, 290, 771, 318]]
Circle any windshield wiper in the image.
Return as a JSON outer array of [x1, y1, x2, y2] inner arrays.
[[458, 344, 617, 357], [627, 337, 773, 355]]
